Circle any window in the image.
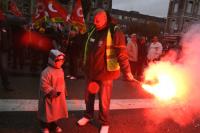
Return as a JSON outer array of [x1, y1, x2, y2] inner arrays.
[[131, 17, 138, 21], [186, 0, 194, 13], [124, 16, 128, 20], [197, 2, 200, 15], [118, 15, 122, 20], [174, 3, 179, 13], [138, 19, 145, 23], [182, 20, 190, 32], [170, 19, 178, 33]]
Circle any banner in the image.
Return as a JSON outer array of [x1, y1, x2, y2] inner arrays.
[[70, 0, 86, 34], [44, 0, 69, 23], [32, 0, 69, 33], [32, 0, 47, 24]]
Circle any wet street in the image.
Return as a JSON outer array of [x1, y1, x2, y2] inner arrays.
[[0, 75, 200, 133]]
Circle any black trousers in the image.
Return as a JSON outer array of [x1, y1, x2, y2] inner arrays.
[[84, 80, 113, 125], [68, 51, 78, 77], [40, 120, 58, 129], [0, 52, 9, 88], [129, 60, 138, 78]]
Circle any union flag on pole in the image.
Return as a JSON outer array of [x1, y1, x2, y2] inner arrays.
[[32, 0, 47, 27], [44, 0, 69, 23], [32, 0, 69, 24], [70, 0, 86, 34]]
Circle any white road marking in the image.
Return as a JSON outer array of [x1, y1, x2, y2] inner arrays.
[[0, 99, 157, 112]]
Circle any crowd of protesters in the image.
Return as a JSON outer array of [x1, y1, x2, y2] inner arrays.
[[1, 1, 182, 88], [126, 33, 165, 81], [0, 1, 184, 133], [2, 15, 180, 83], [0, 16, 170, 88], [0, 3, 183, 132]]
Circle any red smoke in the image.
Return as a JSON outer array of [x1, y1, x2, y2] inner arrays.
[[21, 31, 53, 51], [142, 24, 200, 130]]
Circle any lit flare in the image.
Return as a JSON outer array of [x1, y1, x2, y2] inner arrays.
[[142, 62, 189, 102]]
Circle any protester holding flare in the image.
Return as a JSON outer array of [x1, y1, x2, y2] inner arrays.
[[77, 9, 135, 133]]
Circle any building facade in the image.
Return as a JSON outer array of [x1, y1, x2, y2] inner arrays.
[[111, 9, 166, 36], [165, 0, 200, 34]]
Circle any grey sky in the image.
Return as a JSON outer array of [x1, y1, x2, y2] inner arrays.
[[112, 0, 170, 18]]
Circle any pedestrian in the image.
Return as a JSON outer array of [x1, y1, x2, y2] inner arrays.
[[0, 10, 13, 91], [38, 49, 68, 133], [65, 27, 81, 80], [137, 36, 148, 81], [77, 9, 135, 133], [147, 35, 163, 62], [11, 25, 25, 70], [127, 33, 138, 78]]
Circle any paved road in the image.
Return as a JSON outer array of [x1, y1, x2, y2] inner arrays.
[[0, 75, 152, 99], [1, 75, 200, 133], [1, 110, 200, 133]]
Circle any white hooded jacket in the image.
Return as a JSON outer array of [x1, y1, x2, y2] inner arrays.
[[147, 42, 163, 61], [38, 49, 68, 122]]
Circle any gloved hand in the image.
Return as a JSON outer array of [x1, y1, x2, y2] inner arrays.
[[47, 89, 58, 99], [124, 72, 141, 84], [124, 72, 140, 85], [124, 72, 134, 81]]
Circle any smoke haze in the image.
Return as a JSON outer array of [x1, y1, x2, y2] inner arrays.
[[144, 24, 200, 130]]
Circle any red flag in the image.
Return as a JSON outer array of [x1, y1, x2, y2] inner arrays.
[[32, 0, 47, 24], [70, 0, 86, 34], [8, 1, 22, 17], [44, 0, 69, 23], [0, 10, 6, 21]]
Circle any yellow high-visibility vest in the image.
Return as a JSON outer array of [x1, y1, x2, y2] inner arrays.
[[106, 29, 120, 71], [83, 28, 120, 71]]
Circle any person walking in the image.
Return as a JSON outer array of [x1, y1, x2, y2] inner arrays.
[[127, 33, 138, 78]]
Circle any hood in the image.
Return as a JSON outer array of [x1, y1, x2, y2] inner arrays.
[[48, 49, 65, 67]]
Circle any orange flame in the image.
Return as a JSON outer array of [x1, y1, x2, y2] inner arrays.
[[142, 62, 189, 102]]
